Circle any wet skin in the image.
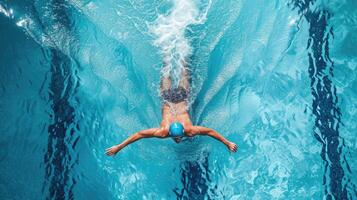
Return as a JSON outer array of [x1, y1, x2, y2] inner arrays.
[[105, 102, 238, 156], [106, 62, 237, 156]]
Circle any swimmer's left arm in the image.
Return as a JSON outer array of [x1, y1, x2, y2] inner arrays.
[[188, 126, 238, 152]]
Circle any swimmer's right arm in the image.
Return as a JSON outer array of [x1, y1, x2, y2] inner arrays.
[[105, 127, 167, 156], [188, 126, 238, 153]]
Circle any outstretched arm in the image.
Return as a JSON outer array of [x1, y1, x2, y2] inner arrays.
[[188, 126, 238, 152], [106, 127, 166, 156]]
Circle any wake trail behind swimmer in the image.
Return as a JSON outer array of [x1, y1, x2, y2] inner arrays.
[[105, 60, 238, 156]]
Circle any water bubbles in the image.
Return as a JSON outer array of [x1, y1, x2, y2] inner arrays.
[[148, 0, 211, 85], [288, 16, 298, 26], [0, 4, 13, 18], [16, 18, 28, 27]]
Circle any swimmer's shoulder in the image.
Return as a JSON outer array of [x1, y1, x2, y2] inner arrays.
[[184, 125, 195, 137], [156, 126, 169, 138]]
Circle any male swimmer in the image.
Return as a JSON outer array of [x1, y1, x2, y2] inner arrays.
[[105, 61, 238, 156]]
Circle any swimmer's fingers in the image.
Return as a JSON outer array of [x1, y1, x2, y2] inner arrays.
[[105, 146, 119, 156], [232, 144, 238, 152], [105, 150, 116, 156], [227, 142, 238, 153], [105, 148, 113, 156]]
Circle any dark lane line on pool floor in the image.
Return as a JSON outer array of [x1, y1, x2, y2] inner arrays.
[[290, 0, 357, 199], [174, 154, 220, 200], [40, 0, 80, 199]]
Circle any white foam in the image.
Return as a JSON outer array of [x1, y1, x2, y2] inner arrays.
[[148, 0, 211, 84], [0, 4, 13, 18], [16, 18, 29, 27]]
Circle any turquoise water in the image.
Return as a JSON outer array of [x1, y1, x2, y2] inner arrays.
[[0, 0, 356, 199]]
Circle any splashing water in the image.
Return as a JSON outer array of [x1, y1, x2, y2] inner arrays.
[[148, 0, 211, 85], [0, 0, 356, 199]]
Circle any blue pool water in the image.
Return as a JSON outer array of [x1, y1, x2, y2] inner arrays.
[[0, 0, 356, 199]]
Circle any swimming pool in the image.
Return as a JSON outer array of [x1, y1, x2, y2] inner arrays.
[[0, 0, 356, 199]]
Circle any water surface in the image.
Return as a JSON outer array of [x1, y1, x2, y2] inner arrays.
[[0, 0, 356, 199]]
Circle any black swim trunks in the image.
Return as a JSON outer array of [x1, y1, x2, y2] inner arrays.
[[162, 87, 188, 103]]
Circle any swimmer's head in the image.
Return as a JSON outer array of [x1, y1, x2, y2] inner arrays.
[[173, 137, 182, 143], [169, 122, 185, 139]]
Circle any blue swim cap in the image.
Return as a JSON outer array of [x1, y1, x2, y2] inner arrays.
[[169, 122, 185, 137]]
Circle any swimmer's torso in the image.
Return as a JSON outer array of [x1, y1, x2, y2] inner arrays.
[[161, 103, 193, 129]]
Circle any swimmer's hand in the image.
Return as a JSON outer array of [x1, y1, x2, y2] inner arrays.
[[105, 145, 121, 156], [227, 142, 238, 153]]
